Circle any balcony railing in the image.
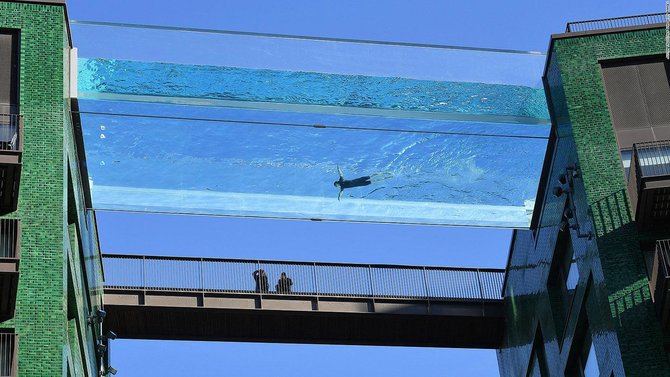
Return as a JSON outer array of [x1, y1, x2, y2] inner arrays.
[[0, 219, 20, 321], [627, 140, 670, 230], [566, 13, 665, 33], [0, 114, 22, 214], [103, 254, 504, 302], [651, 239, 670, 329], [0, 332, 17, 377], [0, 115, 21, 153]]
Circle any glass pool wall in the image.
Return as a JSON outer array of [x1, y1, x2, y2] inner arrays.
[[71, 21, 550, 228]]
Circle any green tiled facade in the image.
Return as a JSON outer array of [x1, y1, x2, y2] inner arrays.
[[0, 2, 103, 376], [498, 27, 670, 376]]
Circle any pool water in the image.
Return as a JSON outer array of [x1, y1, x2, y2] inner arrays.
[[79, 58, 549, 121], [77, 55, 549, 227]]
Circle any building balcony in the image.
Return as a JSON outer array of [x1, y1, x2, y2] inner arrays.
[[0, 332, 17, 377], [627, 140, 670, 231], [650, 240, 670, 329], [0, 114, 21, 215], [0, 219, 20, 322]]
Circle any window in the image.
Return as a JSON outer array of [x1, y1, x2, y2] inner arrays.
[[548, 202, 579, 342], [566, 322, 600, 377], [583, 342, 600, 377], [527, 352, 542, 377], [620, 149, 631, 180], [602, 56, 670, 150], [527, 326, 549, 377], [0, 29, 19, 114], [566, 288, 600, 377]]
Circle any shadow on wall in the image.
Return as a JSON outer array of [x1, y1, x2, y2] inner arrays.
[[589, 189, 655, 325]]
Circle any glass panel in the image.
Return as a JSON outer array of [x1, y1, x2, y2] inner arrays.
[[82, 110, 546, 227], [527, 352, 541, 377], [584, 342, 600, 377], [566, 260, 579, 291], [78, 57, 549, 124], [621, 149, 631, 180], [71, 21, 546, 85], [71, 21, 549, 124], [72, 21, 551, 227]]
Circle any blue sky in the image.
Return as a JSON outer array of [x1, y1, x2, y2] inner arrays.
[[67, 1, 664, 376]]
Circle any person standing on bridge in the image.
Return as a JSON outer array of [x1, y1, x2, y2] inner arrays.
[[252, 269, 269, 293], [276, 272, 293, 294]]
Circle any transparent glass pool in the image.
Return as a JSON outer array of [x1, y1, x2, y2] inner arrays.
[[72, 21, 550, 227]]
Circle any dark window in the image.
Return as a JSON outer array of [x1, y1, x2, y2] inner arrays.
[[601, 57, 670, 150], [0, 30, 19, 114], [566, 309, 599, 377], [527, 326, 549, 377], [620, 149, 632, 180], [548, 202, 579, 342]]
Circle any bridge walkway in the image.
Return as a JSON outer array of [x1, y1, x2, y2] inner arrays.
[[102, 254, 505, 348]]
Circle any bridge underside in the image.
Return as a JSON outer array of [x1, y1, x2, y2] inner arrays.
[[104, 289, 504, 348]]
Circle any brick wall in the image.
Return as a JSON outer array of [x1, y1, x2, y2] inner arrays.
[[498, 27, 670, 377], [0, 2, 102, 376]]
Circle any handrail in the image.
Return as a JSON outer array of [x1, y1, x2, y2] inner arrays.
[[658, 240, 670, 279], [0, 219, 20, 260], [632, 140, 670, 180], [0, 332, 16, 377], [566, 13, 665, 33], [102, 254, 505, 301], [0, 114, 22, 153], [653, 240, 670, 313], [102, 253, 504, 272]]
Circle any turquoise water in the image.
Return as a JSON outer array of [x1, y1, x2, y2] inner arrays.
[[80, 100, 547, 227], [78, 56, 548, 227], [79, 58, 549, 120]]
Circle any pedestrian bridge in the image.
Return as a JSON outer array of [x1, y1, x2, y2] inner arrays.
[[102, 254, 506, 348]]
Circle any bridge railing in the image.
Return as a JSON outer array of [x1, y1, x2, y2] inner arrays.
[[102, 254, 504, 301]]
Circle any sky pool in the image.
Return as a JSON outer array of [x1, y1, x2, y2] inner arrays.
[[72, 22, 550, 227]]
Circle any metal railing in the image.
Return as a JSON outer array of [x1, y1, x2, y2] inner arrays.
[[102, 254, 504, 301], [566, 13, 665, 33], [0, 115, 21, 153], [633, 140, 670, 179], [652, 240, 670, 310], [0, 220, 19, 259], [0, 332, 16, 377], [659, 239, 670, 267], [628, 140, 670, 211]]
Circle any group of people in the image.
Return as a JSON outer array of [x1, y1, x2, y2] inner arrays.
[[252, 269, 293, 294]]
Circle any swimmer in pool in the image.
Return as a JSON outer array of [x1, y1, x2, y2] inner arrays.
[[334, 165, 392, 201]]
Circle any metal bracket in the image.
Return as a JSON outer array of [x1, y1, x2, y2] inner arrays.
[[554, 163, 594, 240]]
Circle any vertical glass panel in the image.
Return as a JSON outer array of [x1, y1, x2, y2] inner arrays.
[[70, 21, 546, 87], [621, 149, 631, 179], [527, 353, 541, 377], [0, 30, 19, 113], [584, 342, 600, 377], [81, 110, 546, 227], [566, 260, 579, 291]]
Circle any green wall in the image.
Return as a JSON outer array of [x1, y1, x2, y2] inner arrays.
[[555, 27, 669, 377], [498, 27, 670, 377], [0, 2, 102, 376]]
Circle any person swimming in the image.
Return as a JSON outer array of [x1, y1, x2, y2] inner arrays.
[[334, 165, 392, 201]]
